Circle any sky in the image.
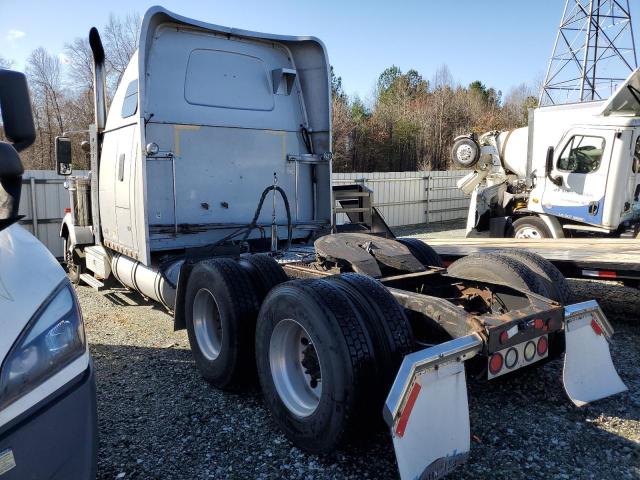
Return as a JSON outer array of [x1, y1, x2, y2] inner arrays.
[[0, 0, 635, 101]]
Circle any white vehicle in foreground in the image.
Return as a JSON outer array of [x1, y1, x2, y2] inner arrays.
[[0, 69, 97, 479]]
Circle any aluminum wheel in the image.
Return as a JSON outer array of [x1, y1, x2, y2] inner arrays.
[[192, 288, 222, 361], [514, 226, 544, 239], [269, 319, 322, 418], [456, 144, 474, 163]]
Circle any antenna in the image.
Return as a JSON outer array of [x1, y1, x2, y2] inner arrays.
[[540, 0, 637, 106]]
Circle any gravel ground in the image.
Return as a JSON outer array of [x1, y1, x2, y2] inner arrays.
[[78, 240, 639, 479]]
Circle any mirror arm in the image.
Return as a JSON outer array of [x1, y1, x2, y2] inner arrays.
[[545, 146, 563, 187]]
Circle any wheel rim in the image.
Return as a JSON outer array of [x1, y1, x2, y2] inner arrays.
[[514, 226, 543, 239], [456, 144, 474, 163], [269, 319, 322, 418], [192, 288, 222, 361]]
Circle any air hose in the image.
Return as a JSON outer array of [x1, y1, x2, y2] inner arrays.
[[241, 185, 292, 250]]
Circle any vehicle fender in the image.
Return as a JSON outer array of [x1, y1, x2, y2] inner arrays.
[[59, 213, 94, 249], [173, 261, 196, 331], [538, 213, 564, 238]]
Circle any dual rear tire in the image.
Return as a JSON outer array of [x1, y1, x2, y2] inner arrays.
[[185, 254, 414, 453], [184, 254, 290, 389], [255, 275, 413, 453]]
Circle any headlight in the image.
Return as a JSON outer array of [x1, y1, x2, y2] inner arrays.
[[0, 282, 86, 409]]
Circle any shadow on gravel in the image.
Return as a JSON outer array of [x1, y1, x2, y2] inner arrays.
[[101, 288, 169, 313], [91, 340, 639, 480]]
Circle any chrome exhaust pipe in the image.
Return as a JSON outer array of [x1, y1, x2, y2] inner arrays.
[[89, 27, 107, 132]]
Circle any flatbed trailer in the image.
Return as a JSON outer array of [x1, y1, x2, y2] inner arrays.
[[422, 237, 640, 284]]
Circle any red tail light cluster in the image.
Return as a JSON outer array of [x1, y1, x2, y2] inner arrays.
[[489, 353, 503, 375], [537, 336, 548, 356]]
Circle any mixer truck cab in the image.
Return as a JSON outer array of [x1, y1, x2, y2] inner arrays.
[[455, 68, 640, 239], [56, 8, 628, 480], [0, 70, 97, 479]]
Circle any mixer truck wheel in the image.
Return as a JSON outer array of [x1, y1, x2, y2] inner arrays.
[[397, 237, 444, 267], [255, 278, 378, 453], [185, 258, 260, 390], [238, 254, 289, 302], [451, 137, 480, 168], [509, 216, 551, 239]]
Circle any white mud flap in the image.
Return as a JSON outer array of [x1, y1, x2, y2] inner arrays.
[[563, 300, 627, 407], [384, 334, 483, 480]]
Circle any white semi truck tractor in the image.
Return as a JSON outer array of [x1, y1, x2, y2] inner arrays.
[[454, 72, 640, 239], [57, 7, 628, 479]]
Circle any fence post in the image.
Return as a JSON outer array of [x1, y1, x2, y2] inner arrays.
[[424, 174, 430, 226], [29, 176, 38, 238]]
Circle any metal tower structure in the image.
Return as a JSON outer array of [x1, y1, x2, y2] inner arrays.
[[540, 0, 638, 106]]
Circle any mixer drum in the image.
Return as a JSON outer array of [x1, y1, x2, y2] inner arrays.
[[496, 127, 529, 177]]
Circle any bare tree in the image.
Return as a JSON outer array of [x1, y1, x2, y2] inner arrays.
[[0, 55, 14, 69], [103, 12, 141, 89], [25, 48, 66, 168], [64, 37, 94, 91]]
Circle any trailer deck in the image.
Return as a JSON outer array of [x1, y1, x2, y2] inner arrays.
[[420, 237, 640, 282]]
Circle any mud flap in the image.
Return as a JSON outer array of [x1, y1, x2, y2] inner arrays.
[[384, 334, 483, 480], [563, 300, 627, 407]]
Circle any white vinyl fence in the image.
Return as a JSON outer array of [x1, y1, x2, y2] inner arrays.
[[333, 171, 471, 227], [17, 170, 469, 257], [17, 170, 89, 259]]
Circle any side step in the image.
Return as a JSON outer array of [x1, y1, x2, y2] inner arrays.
[[79, 273, 104, 291], [332, 184, 394, 238]]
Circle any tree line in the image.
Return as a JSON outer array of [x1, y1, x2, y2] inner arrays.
[[0, 13, 140, 170], [1, 13, 537, 172], [331, 66, 538, 172]]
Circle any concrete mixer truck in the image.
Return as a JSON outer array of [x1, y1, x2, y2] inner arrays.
[[454, 69, 640, 239]]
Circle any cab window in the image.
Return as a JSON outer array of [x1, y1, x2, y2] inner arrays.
[[557, 135, 605, 173], [121, 80, 138, 118], [633, 136, 640, 174]]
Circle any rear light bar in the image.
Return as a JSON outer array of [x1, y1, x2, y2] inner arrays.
[[487, 334, 549, 379]]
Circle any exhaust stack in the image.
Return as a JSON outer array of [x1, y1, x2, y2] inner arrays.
[[89, 27, 107, 131]]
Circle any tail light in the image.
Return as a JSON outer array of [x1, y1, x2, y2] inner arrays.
[[524, 341, 536, 362], [504, 348, 518, 369], [534, 318, 544, 330], [489, 353, 503, 375], [537, 336, 548, 356]]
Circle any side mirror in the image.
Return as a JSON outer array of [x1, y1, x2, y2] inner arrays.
[[545, 146, 563, 187], [55, 136, 73, 176], [0, 69, 35, 152], [0, 69, 33, 229]]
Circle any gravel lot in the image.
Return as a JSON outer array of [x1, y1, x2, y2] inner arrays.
[[79, 234, 639, 479]]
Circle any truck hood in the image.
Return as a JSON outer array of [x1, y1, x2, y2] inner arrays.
[[0, 224, 65, 362]]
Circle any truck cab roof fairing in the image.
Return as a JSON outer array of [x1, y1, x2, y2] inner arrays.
[[137, 6, 331, 149]]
